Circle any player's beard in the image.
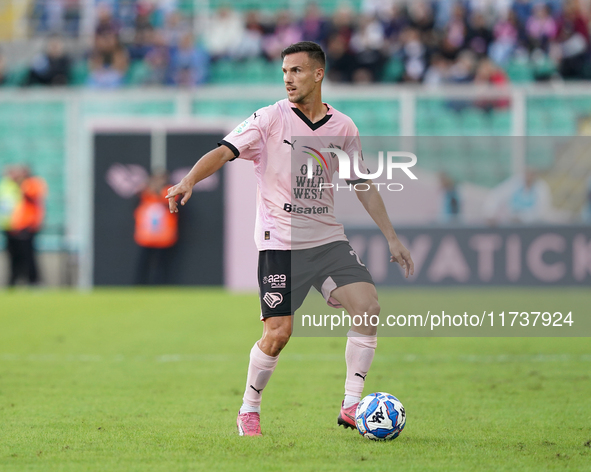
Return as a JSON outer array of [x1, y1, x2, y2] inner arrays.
[[287, 92, 303, 103], [287, 85, 312, 104]]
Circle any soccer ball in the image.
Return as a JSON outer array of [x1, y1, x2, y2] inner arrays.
[[355, 392, 406, 440]]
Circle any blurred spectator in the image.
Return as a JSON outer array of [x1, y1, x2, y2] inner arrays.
[[525, 3, 557, 52], [95, 3, 120, 36], [0, 166, 21, 233], [27, 36, 71, 86], [326, 34, 357, 82], [2, 165, 47, 286], [0, 51, 6, 85], [552, 0, 590, 79], [400, 27, 428, 82], [263, 11, 303, 60], [466, 12, 493, 57], [87, 30, 129, 88], [127, 26, 155, 62], [440, 3, 468, 60], [5, 1, 591, 86], [350, 15, 387, 82], [162, 11, 191, 48], [30, 0, 80, 36], [301, 3, 329, 44], [134, 170, 178, 285], [169, 32, 209, 86], [439, 172, 461, 223], [205, 7, 244, 60], [484, 168, 552, 225], [582, 176, 591, 223], [232, 11, 264, 60], [512, 0, 533, 26], [141, 33, 171, 85], [449, 49, 477, 82], [327, 6, 355, 47], [489, 10, 523, 64], [474, 58, 510, 111], [408, 1, 435, 33], [362, 0, 397, 20], [423, 53, 451, 85]]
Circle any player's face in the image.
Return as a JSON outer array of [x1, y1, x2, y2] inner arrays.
[[282, 52, 323, 103]]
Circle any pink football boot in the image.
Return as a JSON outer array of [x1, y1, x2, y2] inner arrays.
[[337, 401, 359, 430], [237, 411, 262, 436]]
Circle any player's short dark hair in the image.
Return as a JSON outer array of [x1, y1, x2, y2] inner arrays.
[[281, 41, 326, 68]]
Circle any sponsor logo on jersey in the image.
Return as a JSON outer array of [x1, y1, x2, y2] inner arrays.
[[263, 292, 283, 309], [233, 119, 250, 135], [283, 203, 329, 214], [283, 139, 296, 149], [262, 274, 286, 285], [302, 145, 329, 175]]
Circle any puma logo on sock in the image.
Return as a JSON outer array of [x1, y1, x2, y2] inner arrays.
[[355, 373, 367, 380], [250, 385, 263, 394]]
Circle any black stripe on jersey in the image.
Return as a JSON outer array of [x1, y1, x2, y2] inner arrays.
[[218, 140, 240, 161], [291, 107, 332, 131]]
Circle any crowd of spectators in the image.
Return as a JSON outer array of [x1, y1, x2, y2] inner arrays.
[[1, 0, 590, 88]]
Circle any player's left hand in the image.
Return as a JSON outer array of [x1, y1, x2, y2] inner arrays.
[[389, 238, 414, 278]]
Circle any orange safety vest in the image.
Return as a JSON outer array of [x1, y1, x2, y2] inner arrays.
[[134, 189, 178, 248], [10, 176, 47, 233]]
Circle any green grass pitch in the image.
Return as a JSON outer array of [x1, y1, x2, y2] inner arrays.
[[0, 288, 590, 471]]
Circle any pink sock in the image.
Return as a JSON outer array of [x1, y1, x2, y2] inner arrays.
[[344, 334, 377, 401], [241, 342, 279, 413]]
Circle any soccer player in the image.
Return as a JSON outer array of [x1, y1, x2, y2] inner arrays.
[[166, 41, 414, 436]]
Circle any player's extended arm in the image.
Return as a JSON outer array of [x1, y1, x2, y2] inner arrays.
[[355, 181, 415, 278], [165, 145, 235, 213]]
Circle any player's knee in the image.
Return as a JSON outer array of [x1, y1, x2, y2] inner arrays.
[[352, 299, 380, 318], [366, 299, 380, 317], [269, 330, 291, 354]]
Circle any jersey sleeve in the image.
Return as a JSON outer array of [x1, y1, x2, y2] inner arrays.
[[342, 124, 370, 184], [218, 108, 270, 162]]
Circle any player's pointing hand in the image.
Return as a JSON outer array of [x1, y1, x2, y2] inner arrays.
[[165, 179, 193, 213], [389, 238, 415, 279]]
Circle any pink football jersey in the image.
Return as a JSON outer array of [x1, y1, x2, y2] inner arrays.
[[219, 99, 368, 250]]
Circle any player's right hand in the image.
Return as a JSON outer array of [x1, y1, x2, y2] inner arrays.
[[166, 179, 193, 213]]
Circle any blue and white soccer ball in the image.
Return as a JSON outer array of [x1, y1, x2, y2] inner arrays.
[[355, 392, 406, 440]]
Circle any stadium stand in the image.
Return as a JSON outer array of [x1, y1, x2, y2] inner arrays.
[[1, 0, 591, 254]]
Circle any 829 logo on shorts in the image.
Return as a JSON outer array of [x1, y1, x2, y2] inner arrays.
[[262, 274, 287, 289]]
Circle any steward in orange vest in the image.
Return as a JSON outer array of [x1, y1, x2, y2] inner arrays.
[[134, 172, 178, 285], [134, 187, 178, 248], [10, 175, 47, 234], [4, 165, 47, 286]]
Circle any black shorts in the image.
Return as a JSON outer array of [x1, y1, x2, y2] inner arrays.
[[257, 240, 375, 318]]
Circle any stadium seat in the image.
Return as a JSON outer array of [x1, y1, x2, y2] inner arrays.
[[69, 60, 88, 86], [210, 60, 235, 84], [4, 65, 29, 86], [242, 59, 267, 84], [504, 61, 534, 83], [491, 110, 511, 134], [381, 57, 404, 83], [126, 60, 151, 86], [461, 108, 489, 135]]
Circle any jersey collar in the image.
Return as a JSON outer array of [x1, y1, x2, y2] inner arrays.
[[291, 104, 332, 131]]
